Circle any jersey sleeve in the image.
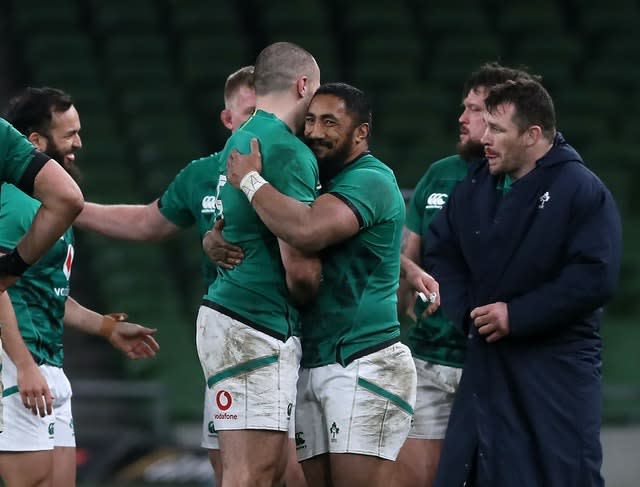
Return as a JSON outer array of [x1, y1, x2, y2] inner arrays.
[[405, 168, 431, 234], [329, 167, 394, 228], [0, 118, 49, 194], [158, 161, 200, 228], [0, 184, 32, 251]]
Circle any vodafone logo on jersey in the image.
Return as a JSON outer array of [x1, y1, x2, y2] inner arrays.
[[215, 390, 237, 420], [216, 390, 232, 411], [63, 244, 74, 280]]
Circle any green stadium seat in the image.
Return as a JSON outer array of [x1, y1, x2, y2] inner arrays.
[[168, 0, 240, 33], [419, 1, 490, 37], [428, 35, 502, 87], [586, 34, 640, 89], [91, 0, 161, 33], [11, 0, 80, 32], [579, 1, 640, 39], [510, 34, 582, 91], [497, 3, 567, 36]]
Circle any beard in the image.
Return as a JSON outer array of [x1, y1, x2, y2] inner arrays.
[[457, 139, 485, 162], [311, 139, 353, 187], [44, 141, 81, 182]]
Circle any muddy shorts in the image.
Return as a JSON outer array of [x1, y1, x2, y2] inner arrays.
[[295, 342, 416, 461], [196, 305, 301, 433], [408, 358, 462, 440]]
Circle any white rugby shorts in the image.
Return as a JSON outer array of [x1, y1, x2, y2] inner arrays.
[[196, 305, 300, 433], [408, 358, 462, 440], [0, 351, 75, 451], [295, 342, 417, 461]]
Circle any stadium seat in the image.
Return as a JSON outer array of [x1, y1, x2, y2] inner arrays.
[[11, 0, 80, 32], [90, 0, 161, 33]]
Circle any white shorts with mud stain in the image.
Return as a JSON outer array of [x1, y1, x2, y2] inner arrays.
[[196, 305, 301, 433], [408, 358, 462, 440], [295, 342, 417, 461]]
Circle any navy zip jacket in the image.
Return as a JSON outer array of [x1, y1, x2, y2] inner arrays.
[[425, 134, 622, 487]]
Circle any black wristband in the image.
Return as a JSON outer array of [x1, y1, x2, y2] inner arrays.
[[0, 248, 31, 277]]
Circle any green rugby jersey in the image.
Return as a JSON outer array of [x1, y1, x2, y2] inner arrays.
[[0, 183, 74, 367], [205, 110, 319, 339], [300, 152, 405, 368], [0, 118, 43, 187], [159, 153, 219, 288], [405, 155, 468, 368]]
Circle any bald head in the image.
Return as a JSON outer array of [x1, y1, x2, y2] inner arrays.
[[254, 42, 319, 96]]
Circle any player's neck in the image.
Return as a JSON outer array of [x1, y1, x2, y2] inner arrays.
[[256, 94, 301, 134]]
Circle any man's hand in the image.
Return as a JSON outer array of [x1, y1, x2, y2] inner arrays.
[[471, 302, 510, 342], [108, 322, 160, 360], [227, 138, 263, 188], [203, 219, 244, 269], [405, 267, 440, 316], [17, 361, 54, 417]]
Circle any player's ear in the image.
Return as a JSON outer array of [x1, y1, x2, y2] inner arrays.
[[28, 132, 46, 151], [220, 109, 233, 131], [355, 123, 369, 143]]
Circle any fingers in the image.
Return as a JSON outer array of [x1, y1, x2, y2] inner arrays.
[[21, 387, 54, 417], [250, 137, 260, 155]]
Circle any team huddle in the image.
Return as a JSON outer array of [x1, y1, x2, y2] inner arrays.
[[0, 41, 622, 487]]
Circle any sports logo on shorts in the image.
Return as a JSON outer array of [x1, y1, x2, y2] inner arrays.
[[201, 195, 217, 214], [329, 422, 340, 442], [208, 421, 216, 434], [295, 432, 306, 450], [48, 422, 55, 437], [425, 193, 448, 209], [215, 390, 232, 411]]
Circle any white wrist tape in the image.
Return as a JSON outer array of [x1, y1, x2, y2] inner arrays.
[[240, 170, 268, 203]]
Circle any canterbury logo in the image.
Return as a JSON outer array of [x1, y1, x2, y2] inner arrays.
[[201, 195, 217, 213], [63, 244, 74, 280], [425, 193, 447, 209]]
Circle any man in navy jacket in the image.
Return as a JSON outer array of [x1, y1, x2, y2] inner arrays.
[[426, 79, 622, 487]]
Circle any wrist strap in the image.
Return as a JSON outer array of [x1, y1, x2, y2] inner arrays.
[[240, 171, 268, 203], [99, 312, 128, 338], [0, 248, 31, 277]]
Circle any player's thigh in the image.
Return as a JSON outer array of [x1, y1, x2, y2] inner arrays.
[[329, 452, 395, 487], [395, 438, 443, 487], [324, 343, 417, 460], [0, 450, 53, 487], [409, 359, 461, 441], [218, 429, 288, 481], [301, 453, 331, 487], [52, 446, 76, 487]]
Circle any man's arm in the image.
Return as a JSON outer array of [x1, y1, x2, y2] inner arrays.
[[64, 297, 160, 359], [74, 200, 179, 241], [226, 138, 360, 253], [0, 291, 53, 416], [278, 240, 322, 307], [399, 228, 440, 317], [0, 160, 84, 290]]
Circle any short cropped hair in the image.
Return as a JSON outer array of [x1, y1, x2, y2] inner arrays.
[[254, 42, 317, 96], [314, 82, 372, 136], [224, 65, 255, 105], [485, 79, 556, 141], [5, 87, 73, 136], [463, 62, 540, 98]]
